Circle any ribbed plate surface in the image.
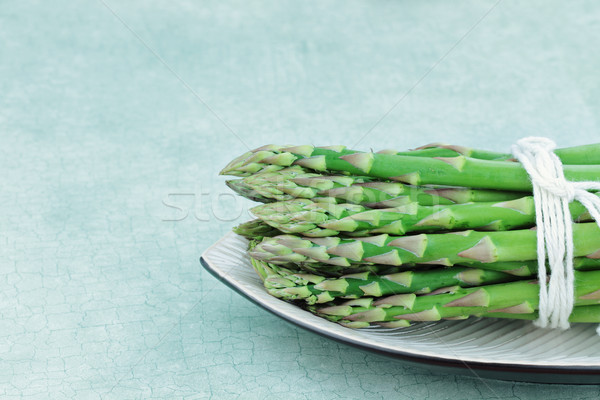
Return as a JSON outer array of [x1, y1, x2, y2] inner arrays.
[[201, 232, 600, 383]]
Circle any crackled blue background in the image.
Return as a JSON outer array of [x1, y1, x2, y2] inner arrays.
[[3, 0, 600, 398]]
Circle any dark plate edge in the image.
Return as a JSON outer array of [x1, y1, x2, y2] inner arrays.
[[201, 256, 600, 385]]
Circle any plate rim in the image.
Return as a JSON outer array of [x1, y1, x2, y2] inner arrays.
[[201, 232, 600, 384]]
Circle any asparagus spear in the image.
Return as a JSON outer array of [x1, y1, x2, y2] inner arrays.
[[311, 270, 600, 326], [249, 223, 600, 267], [238, 226, 600, 277], [220, 145, 600, 191], [281, 261, 407, 278], [480, 305, 600, 324], [298, 258, 600, 278], [222, 142, 600, 177], [226, 167, 524, 206], [233, 219, 282, 240], [317, 300, 600, 328], [232, 220, 539, 276], [226, 179, 276, 203], [390, 143, 512, 161], [250, 197, 591, 237], [406, 142, 600, 165], [249, 256, 600, 328], [458, 258, 600, 276], [255, 258, 519, 305], [246, 234, 600, 277]]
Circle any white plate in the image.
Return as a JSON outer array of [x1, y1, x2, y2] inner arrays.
[[201, 232, 600, 384]]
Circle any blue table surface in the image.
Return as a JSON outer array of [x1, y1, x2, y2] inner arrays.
[[3, 0, 600, 398]]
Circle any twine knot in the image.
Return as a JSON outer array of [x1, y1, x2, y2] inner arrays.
[[512, 137, 600, 331]]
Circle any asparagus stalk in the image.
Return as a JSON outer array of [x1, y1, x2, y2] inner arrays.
[[222, 143, 600, 177], [391, 143, 512, 161], [311, 270, 600, 327], [231, 219, 543, 272], [249, 223, 600, 267], [406, 142, 600, 165], [251, 242, 408, 277], [226, 167, 524, 207], [458, 258, 600, 276], [226, 179, 276, 203], [298, 259, 600, 278], [283, 261, 407, 278], [480, 305, 600, 324], [316, 301, 600, 328], [251, 197, 591, 237], [240, 226, 600, 277], [233, 219, 282, 240], [247, 235, 600, 277], [255, 258, 520, 305], [251, 253, 600, 327], [220, 145, 600, 191]]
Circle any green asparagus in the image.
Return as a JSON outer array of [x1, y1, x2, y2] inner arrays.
[[227, 167, 524, 206], [220, 145, 600, 191], [233, 219, 282, 240], [249, 223, 600, 267], [237, 224, 600, 276], [407, 142, 600, 164], [253, 257, 519, 305], [250, 197, 591, 237], [221, 141, 600, 330], [251, 253, 600, 328], [310, 270, 600, 327]]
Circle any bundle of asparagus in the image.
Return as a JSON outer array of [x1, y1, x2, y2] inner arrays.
[[221, 142, 600, 329]]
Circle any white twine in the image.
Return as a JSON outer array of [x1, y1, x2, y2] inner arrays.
[[511, 137, 600, 332]]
